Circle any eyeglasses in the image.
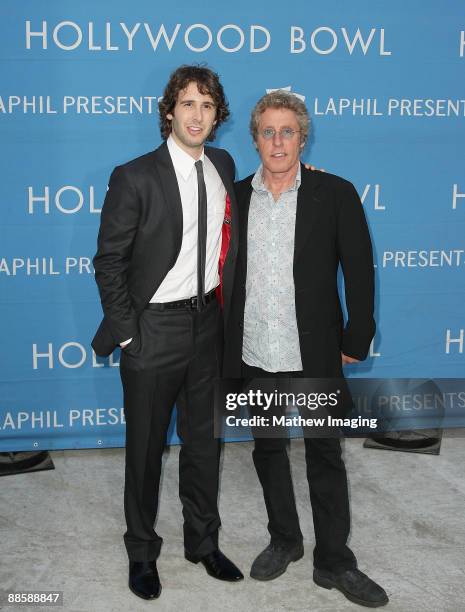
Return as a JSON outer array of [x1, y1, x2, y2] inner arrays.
[[260, 128, 301, 140]]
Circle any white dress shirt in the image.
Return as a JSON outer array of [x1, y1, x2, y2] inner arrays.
[[150, 134, 226, 302]]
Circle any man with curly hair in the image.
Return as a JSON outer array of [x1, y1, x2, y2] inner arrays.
[[92, 65, 243, 600]]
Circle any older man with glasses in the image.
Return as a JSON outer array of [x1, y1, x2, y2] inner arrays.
[[223, 90, 389, 608]]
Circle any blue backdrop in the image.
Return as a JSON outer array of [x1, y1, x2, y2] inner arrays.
[[1, 1, 464, 451]]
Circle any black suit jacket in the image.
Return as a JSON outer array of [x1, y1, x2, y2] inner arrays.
[[92, 141, 238, 357], [223, 164, 375, 377]]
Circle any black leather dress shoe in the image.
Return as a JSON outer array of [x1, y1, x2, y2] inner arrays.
[[250, 542, 304, 581], [313, 568, 389, 608], [129, 560, 162, 600], [185, 549, 244, 582]]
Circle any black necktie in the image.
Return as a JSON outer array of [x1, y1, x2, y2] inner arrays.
[[195, 160, 207, 311]]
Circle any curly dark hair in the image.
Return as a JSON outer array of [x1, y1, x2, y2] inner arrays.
[[158, 64, 230, 141]]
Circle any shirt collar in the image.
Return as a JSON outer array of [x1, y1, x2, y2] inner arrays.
[[251, 163, 301, 195], [167, 134, 205, 181]]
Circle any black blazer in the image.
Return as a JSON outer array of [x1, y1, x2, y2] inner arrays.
[[223, 164, 375, 377], [92, 141, 238, 357]]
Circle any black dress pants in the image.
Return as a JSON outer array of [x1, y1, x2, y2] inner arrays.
[[120, 299, 221, 562], [241, 361, 357, 573]]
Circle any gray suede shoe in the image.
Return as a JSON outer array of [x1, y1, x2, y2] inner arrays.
[[313, 568, 389, 608], [250, 542, 304, 581]]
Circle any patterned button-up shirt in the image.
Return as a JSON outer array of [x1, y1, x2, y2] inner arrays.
[[242, 164, 303, 372]]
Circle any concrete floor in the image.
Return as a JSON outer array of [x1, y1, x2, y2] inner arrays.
[[1, 433, 465, 612]]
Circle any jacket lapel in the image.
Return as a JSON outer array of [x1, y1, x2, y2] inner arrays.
[[206, 151, 234, 198], [205, 149, 239, 254], [152, 141, 183, 256], [294, 163, 322, 262], [205, 148, 240, 326], [236, 180, 253, 277]]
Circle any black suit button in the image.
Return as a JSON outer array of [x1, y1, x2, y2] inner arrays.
[[239, 323, 243, 329]]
